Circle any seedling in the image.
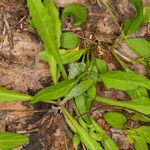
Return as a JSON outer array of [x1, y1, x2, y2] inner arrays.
[[0, 0, 150, 149]]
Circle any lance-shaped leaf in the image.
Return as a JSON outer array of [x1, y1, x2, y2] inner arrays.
[[73, 134, 81, 150], [126, 38, 150, 57], [32, 79, 77, 103], [63, 79, 94, 101], [130, 126, 150, 143], [124, 0, 143, 35], [63, 108, 103, 150], [91, 119, 118, 150], [126, 126, 150, 149], [38, 48, 87, 64], [128, 135, 148, 150], [62, 3, 88, 26], [96, 96, 150, 115], [100, 71, 150, 91], [28, 0, 67, 79], [75, 95, 91, 123], [0, 88, 32, 102], [0, 132, 29, 149]]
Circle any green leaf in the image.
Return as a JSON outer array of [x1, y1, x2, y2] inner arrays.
[[143, 7, 150, 23], [68, 62, 86, 79], [62, 3, 88, 26], [127, 87, 149, 122], [126, 38, 150, 57], [60, 32, 80, 49], [0, 132, 29, 149], [32, 79, 77, 103], [38, 48, 87, 64], [133, 126, 150, 143], [64, 79, 94, 101], [0, 88, 32, 102], [75, 95, 91, 123], [73, 134, 81, 150], [124, 0, 143, 35], [68, 63, 80, 80], [128, 135, 148, 150], [103, 112, 127, 129], [47, 53, 58, 84], [91, 119, 118, 150], [133, 114, 150, 122], [28, 0, 67, 79], [128, 87, 148, 99], [96, 96, 150, 115], [95, 58, 108, 74], [86, 84, 96, 110], [100, 71, 150, 91], [126, 126, 150, 149], [63, 108, 103, 150]]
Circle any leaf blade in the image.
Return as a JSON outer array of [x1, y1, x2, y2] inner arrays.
[[28, 0, 67, 79], [0, 88, 32, 102], [0, 132, 29, 149]]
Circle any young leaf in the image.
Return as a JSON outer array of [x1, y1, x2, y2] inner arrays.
[[128, 87, 150, 122], [123, 0, 143, 35], [91, 119, 118, 150], [132, 126, 150, 143], [0, 132, 29, 149], [73, 133, 81, 150], [63, 79, 94, 101], [68, 62, 86, 79], [103, 112, 127, 129], [133, 114, 150, 122], [126, 126, 150, 150], [62, 4, 88, 26], [96, 96, 150, 115], [86, 84, 96, 110], [95, 58, 108, 74], [32, 79, 77, 103], [0, 88, 32, 102], [62, 49, 87, 64], [60, 32, 80, 49], [128, 135, 148, 150], [128, 87, 148, 99], [38, 48, 87, 64], [47, 53, 58, 84], [75, 95, 91, 123], [100, 71, 150, 91], [126, 38, 150, 57], [63, 108, 103, 150], [143, 7, 150, 23], [28, 0, 67, 79], [68, 63, 81, 80]]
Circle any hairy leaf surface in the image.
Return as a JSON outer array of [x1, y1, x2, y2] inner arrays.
[[64, 79, 94, 101]]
